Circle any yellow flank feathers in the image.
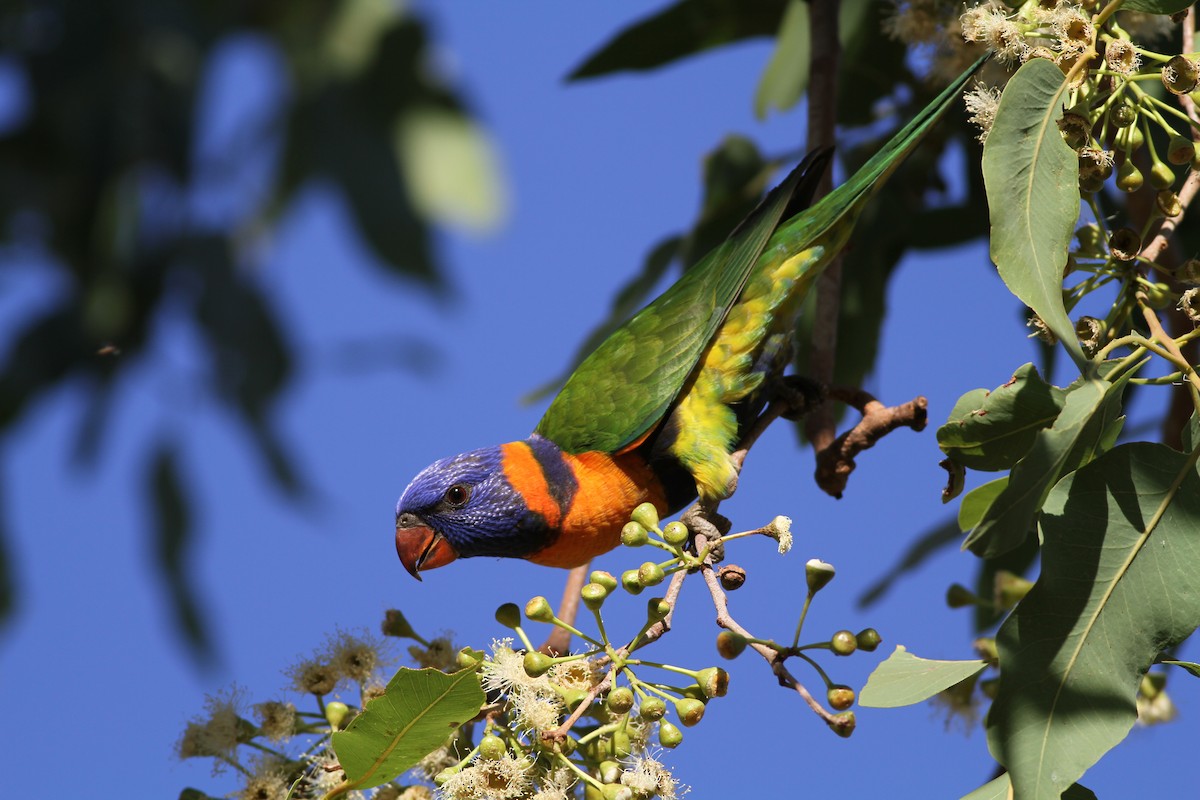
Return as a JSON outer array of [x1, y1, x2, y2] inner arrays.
[[667, 242, 827, 501]]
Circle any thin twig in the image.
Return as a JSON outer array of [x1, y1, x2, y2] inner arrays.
[[542, 563, 590, 656]]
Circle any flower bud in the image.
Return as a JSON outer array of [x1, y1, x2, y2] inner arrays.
[[457, 647, 485, 669], [695, 667, 730, 698], [646, 596, 672, 622], [1116, 159, 1143, 193], [716, 630, 747, 659], [598, 760, 622, 785], [1150, 160, 1177, 190], [662, 520, 689, 546], [717, 564, 746, 591], [1168, 135, 1195, 166], [494, 603, 522, 629], [590, 570, 618, 592], [993, 570, 1035, 609], [381, 608, 419, 639], [525, 596, 555, 623], [621, 569, 644, 595], [609, 729, 632, 759], [827, 685, 856, 710], [325, 701, 351, 730], [434, 769, 454, 786], [658, 720, 683, 748], [602, 782, 633, 800], [621, 521, 649, 547], [1076, 223, 1105, 257], [946, 583, 980, 608], [855, 628, 882, 652], [805, 559, 836, 593], [675, 697, 706, 727], [1057, 112, 1090, 150], [581, 582, 609, 611], [606, 686, 635, 715], [556, 686, 589, 711], [638, 561, 666, 587], [830, 630, 858, 656], [1110, 103, 1136, 128], [479, 733, 507, 760], [523, 651, 554, 677], [1143, 281, 1176, 309], [639, 697, 667, 720], [829, 710, 856, 738], [631, 502, 660, 532]]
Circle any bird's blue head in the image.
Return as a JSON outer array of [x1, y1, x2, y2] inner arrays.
[[394, 442, 553, 579]]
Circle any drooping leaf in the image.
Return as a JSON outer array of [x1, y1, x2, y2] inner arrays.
[[333, 667, 485, 790], [1161, 659, 1200, 678], [964, 373, 1129, 558], [958, 477, 1009, 532], [982, 59, 1084, 369], [938, 363, 1066, 471], [987, 443, 1200, 799], [753, 0, 809, 118], [567, 0, 788, 81], [859, 645, 987, 708]]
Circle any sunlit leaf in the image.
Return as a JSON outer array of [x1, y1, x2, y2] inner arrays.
[[960, 774, 1097, 800], [982, 59, 1084, 369], [957, 476, 1008, 532], [1161, 660, 1200, 678], [333, 667, 485, 790], [859, 645, 987, 708], [987, 443, 1200, 799]]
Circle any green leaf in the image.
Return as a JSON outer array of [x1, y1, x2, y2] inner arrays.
[[753, 0, 809, 118], [1121, 0, 1193, 13], [567, 0, 788, 80], [1161, 659, 1200, 678], [1182, 410, 1199, 451], [859, 645, 987, 708], [333, 667, 485, 790], [987, 442, 1200, 799], [957, 476, 1009, 532], [982, 59, 1085, 369], [964, 374, 1128, 558], [396, 108, 507, 233], [938, 363, 1066, 471], [960, 775, 1097, 800]]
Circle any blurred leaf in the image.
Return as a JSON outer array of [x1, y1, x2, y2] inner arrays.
[[396, 108, 507, 233], [323, 0, 404, 77], [1181, 410, 1198, 451], [568, 0, 788, 81], [965, 374, 1128, 558], [333, 667, 485, 790], [988, 443, 1200, 799], [0, 503, 12, 630], [1122, 0, 1193, 12], [1161, 659, 1200, 678], [148, 442, 212, 664], [835, 0, 911, 128], [857, 516, 961, 608], [972, 528, 1040, 632], [982, 59, 1084, 369], [859, 645, 986, 708], [753, 0, 809, 119], [938, 363, 1066, 472]]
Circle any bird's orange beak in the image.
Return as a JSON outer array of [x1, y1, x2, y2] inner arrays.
[[395, 522, 457, 580]]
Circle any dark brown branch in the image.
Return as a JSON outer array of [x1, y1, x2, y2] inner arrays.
[[815, 389, 929, 499]]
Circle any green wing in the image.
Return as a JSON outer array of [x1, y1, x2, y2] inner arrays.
[[536, 56, 985, 455]]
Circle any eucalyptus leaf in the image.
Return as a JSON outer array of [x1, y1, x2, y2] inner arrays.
[[1161, 659, 1200, 678], [982, 59, 1084, 369], [938, 363, 1066, 471], [987, 443, 1200, 799], [859, 645, 987, 708], [1121, 0, 1194, 13], [960, 774, 1097, 800], [753, 0, 809, 118], [333, 667, 485, 790], [957, 476, 1009, 532]]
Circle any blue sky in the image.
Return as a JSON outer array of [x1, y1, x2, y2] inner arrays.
[[2, 3, 1194, 798]]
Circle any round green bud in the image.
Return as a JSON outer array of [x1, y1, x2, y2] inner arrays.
[[524, 596, 555, 623], [829, 710, 856, 738], [805, 559, 836, 593], [584, 783, 605, 800], [830, 630, 858, 656], [993, 569, 1034, 610], [639, 696, 667, 721], [827, 685, 856, 711], [1117, 123, 1144, 153], [494, 603, 522, 629], [581, 582, 609, 611], [695, 666, 730, 698], [456, 647, 486, 669], [675, 697, 706, 727], [479, 733, 507, 760], [638, 561, 666, 587], [598, 760, 622, 785], [621, 521, 649, 548], [602, 783, 633, 800], [621, 569, 644, 595], [1150, 160, 1177, 190], [658, 720, 684, 748], [590, 570, 618, 592], [716, 630, 747, 659], [555, 686, 589, 711], [523, 651, 554, 677], [609, 729, 632, 759], [1075, 223, 1105, 257], [631, 502, 660, 532], [434, 768, 454, 786], [324, 701, 351, 730], [855, 628, 882, 652], [1143, 280, 1177, 309], [662, 520, 689, 547], [1116, 159, 1143, 193], [1111, 103, 1136, 128], [606, 685, 635, 715], [1168, 135, 1195, 166], [946, 583, 979, 608], [646, 596, 672, 622]]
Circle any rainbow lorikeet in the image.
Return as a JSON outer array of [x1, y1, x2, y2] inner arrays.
[[395, 63, 979, 579]]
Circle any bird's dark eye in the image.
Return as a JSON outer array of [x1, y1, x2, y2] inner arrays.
[[443, 483, 471, 508]]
